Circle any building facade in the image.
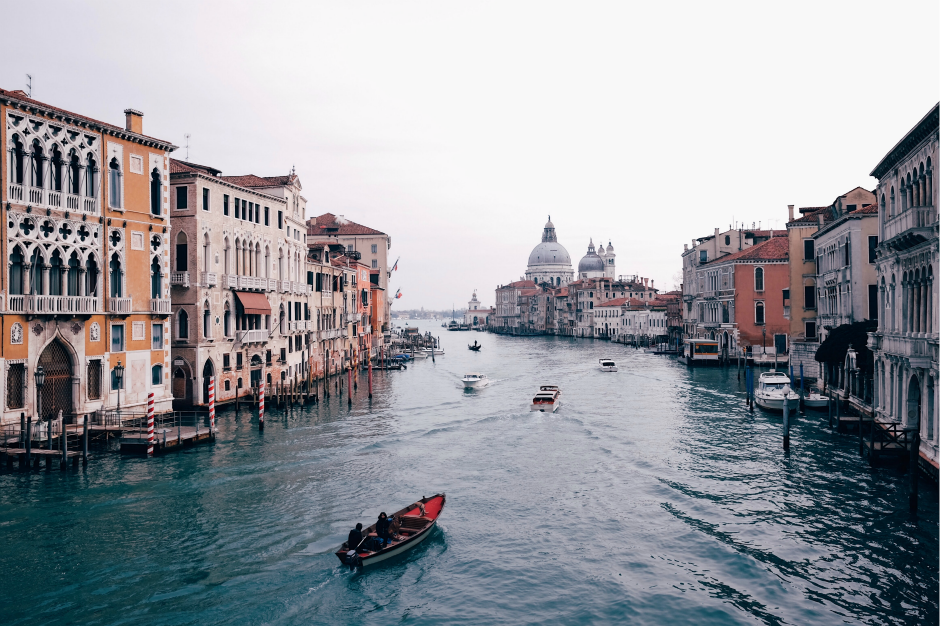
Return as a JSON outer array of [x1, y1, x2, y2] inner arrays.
[[2, 90, 176, 423]]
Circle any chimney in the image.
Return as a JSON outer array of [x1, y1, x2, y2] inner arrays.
[[684, 243, 688, 251], [788, 205, 794, 221], [651, 279, 655, 289], [817, 213, 824, 227], [124, 109, 143, 134]]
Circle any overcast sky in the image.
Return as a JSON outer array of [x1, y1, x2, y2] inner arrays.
[[3, 1, 937, 309]]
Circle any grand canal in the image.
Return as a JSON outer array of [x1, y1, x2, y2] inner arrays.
[[1, 324, 936, 625]]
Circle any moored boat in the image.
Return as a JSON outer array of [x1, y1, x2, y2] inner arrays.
[[462, 373, 488, 389], [804, 391, 830, 409], [336, 494, 446, 567], [754, 370, 794, 411], [531, 385, 561, 412]]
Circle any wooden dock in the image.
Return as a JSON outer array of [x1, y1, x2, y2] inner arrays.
[[120, 425, 215, 453]]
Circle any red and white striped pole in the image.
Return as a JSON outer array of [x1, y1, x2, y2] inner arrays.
[[146, 392, 154, 456], [208, 378, 215, 431], [258, 380, 265, 431]]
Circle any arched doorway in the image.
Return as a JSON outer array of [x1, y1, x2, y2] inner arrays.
[[202, 359, 215, 405], [907, 374, 921, 430], [38, 339, 73, 420], [250, 354, 263, 389]]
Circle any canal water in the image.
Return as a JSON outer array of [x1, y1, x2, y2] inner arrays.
[[1, 324, 936, 625]]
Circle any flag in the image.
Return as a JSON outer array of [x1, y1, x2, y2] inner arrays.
[[392, 259, 398, 272], [394, 288, 402, 299]]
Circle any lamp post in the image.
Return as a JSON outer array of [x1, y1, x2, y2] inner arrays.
[[114, 359, 125, 418], [34, 365, 46, 423]]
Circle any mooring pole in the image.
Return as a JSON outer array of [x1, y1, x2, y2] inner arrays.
[[259, 380, 265, 431], [82, 415, 89, 466], [783, 392, 791, 451], [909, 429, 920, 513], [748, 367, 754, 413], [799, 363, 805, 414], [368, 349, 373, 399], [147, 392, 155, 457], [60, 412, 67, 470], [348, 367, 353, 407], [24, 417, 31, 470]]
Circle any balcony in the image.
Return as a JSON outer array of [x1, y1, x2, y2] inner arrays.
[[883, 206, 937, 243], [267, 278, 278, 291], [201, 272, 218, 287], [279, 280, 291, 293], [7, 183, 99, 214], [171, 272, 190, 287], [238, 276, 266, 291], [108, 297, 132, 314], [7, 294, 98, 315], [150, 298, 172, 315], [238, 329, 268, 344]]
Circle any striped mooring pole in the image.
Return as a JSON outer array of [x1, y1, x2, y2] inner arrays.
[[146, 392, 155, 456], [258, 380, 265, 431], [208, 378, 216, 431]]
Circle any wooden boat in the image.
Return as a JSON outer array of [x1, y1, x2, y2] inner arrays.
[[468, 341, 482, 351], [530, 385, 561, 412], [336, 494, 445, 567]]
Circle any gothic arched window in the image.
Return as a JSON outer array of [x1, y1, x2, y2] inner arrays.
[[151, 168, 162, 215], [109, 253, 123, 297], [178, 309, 189, 339], [151, 256, 162, 298], [109, 157, 122, 208]]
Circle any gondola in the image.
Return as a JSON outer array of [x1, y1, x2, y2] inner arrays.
[[468, 341, 482, 351], [336, 494, 445, 567]]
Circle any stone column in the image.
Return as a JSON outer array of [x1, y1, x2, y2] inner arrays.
[[927, 169, 933, 207], [927, 279, 934, 335], [78, 268, 86, 297], [41, 266, 50, 295], [59, 269, 67, 299], [24, 264, 32, 296]]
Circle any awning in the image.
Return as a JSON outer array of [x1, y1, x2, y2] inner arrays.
[[234, 291, 271, 315]]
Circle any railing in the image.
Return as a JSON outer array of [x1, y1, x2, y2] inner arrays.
[[239, 329, 268, 344], [150, 298, 172, 314], [67, 193, 80, 211], [6, 294, 98, 314], [267, 278, 278, 291], [201, 272, 218, 287], [8, 182, 24, 203], [279, 280, 291, 293], [28, 186, 43, 205], [6, 184, 98, 214], [884, 206, 937, 241], [171, 272, 190, 287], [108, 297, 132, 314], [238, 276, 266, 290], [47, 190, 62, 208], [82, 196, 97, 214], [101, 410, 211, 437], [223, 274, 238, 288]]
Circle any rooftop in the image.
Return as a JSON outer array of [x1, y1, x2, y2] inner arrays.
[[307, 213, 386, 236], [704, 236, 789, 264]]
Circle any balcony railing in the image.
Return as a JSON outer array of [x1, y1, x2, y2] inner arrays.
[[7, 294, 98, 314], [223, 274, 238, 288], [171, 272, 190, 287], [884, 206, 937, 241], [238, 329, 268, 344], [150, 298, 172, 314], [7, 183, 99, 214], [201, 272, 218, 287], [238, 276, 266, 290], [279, 280, 291, 293], [267, 278, 278, 291], [108, 297, 132, 314]]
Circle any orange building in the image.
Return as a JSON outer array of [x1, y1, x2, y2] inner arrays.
[[1, 89, 176, 423]]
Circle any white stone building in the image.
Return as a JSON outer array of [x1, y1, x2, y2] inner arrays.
[[525, 218, 574, 287]]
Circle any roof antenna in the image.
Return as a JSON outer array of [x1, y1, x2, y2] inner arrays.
[[25, 74, 32, 98], [184, 134, 191, 161]]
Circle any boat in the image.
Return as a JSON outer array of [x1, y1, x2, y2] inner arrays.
[[468, 340, 482, 351], [679, 339, 719, 366], [447, 321, 459, 331], [599, 358, 617, 372], [392, 354, 412, 361], [424, 347, 445, 356], [462, 373, 488, 389], [336, 494, 446, 567], [530, 385, 561, 412], [804, 391, 830, 410], [754, 370, 794, 411], [409, 350, 429, 359]]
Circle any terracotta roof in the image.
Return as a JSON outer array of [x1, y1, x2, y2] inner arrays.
[[789, 207, 832, 225], [220, 174, 296, 188], [598, 297, 629, 307], [798, 206, 828, 214], [705, 236, 789, 264], [0, 88, 176, 149], [850, 203, 878, 215], [745, 229, 787, 238], [307, 213, 386, 236], [502, 280, 536, 289], [170, 159, 221, 176], [520, 289, 539, 297], [555, 287, 569, 296]]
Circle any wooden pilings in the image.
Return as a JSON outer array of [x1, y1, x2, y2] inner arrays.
[[782, 394, 791, 451], [909, 429, 920, 513]]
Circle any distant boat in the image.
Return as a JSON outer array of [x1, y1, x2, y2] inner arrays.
[[531, 385, 561, 412], [468, 341, 481, 351], [462, 373, 488, 389], [599, 358, 618, 372], [336, 494, 446, 568]]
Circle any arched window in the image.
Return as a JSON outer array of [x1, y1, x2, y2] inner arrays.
[[150, 168, 161, 215], [10, 247, 24, 295], [178, 309, 189, 339], [109, 157, 122, 208], [880, 193, 886, 215], [67, 251, 80, 296], [203, 304, 211, 339], [152, 364, 163, 386], [50, 146, 63, 192], [264, 246, 270, 278], [30, 140, 44, 188], [176, 232, 188, 272], [85, 255, 99, 297], [11, 135, 25, 185], [223, 238, 230, 275], [755, 301, 765, 325], [151, 256, 162, 298], [224, 305, 231, 337], [30, 249, 42, 295], [109, 253, 123, 297], [68, 151, 81, 194], [203, 233, 211, 273], [754, 267, 764, 292], [224, 379, 231, 391], [85, 154, 97, 198], [49, 250, 63, 296]]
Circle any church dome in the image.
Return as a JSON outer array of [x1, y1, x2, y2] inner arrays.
[[578, 239, 605, 273], [528, 241, 572, 267], [606, 242, 614, 254]]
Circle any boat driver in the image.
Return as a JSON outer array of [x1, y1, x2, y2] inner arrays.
[[347, 523, 364, 551]]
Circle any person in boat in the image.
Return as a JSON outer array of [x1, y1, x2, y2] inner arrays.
[[376, 512, 391, 548], [347, 523, 364, 551]]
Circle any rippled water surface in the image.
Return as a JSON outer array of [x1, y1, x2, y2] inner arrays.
[[1, 325, 937, 625]]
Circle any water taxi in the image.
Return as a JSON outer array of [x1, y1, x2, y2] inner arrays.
[[531, 385, 561, 412], [462, 373, 488, 389], [599, 358, 618, 372], [755, 370, 794, 411], [336, 494, 445, 568]]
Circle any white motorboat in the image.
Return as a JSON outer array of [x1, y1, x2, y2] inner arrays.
[[424, 348, 445, 356], [804, 391, 830, 410], [409, 350, 429, 359], [599, 358, 618, 372], [530, 385, 561, 412], [754, 370, 795, 411], [462, 373, 488, 389]]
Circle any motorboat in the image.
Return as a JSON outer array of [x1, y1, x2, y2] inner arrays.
[[424, 347, 445, 356], [531, 385, 561, 412], [599, 358, 618, 372], [462, 373, 488, 389], [408, 350, 429, 359], [754, 370, 794, 411], [336, 494, 445, 568], [804, 391, 830, 410]]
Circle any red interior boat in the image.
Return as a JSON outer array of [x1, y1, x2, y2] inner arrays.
[[336, 494, 445, 567]]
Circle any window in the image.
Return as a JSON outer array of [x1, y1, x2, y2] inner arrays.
[[178, 309, 189, 339], [151, 257, 162, 298], [236, 352, 243, 369], [371, 244, 378, 254], [700, 250, 707, 263], [803, 239, 814, 261], [87, 360, 101, 400], [868, 236, 878, 263], [846, 204, 856, 213], [111, 324, 125, 352], [248, 202, 254, 223], [202, 188, 210, 211], [152, 323, 164, 349], [264, 206, 270, 225], [755, 301, 765, 325], [372, 259, 378, 269], [176, 186, 188, 209], [223, 194, 230, 216], [224, 380, 231, 391], [804, 284, 816, 309], [176, 232, 188, 271], [151, 169, 162, 215], [7, 363, 24, 408], [754, 267, 764, 292], [266, 350, 272, 365], [109, 253, 123, 297], [724, 235, 730, 245], [805, 321, 816, 339], [152, 364, 163, 386], [280, 348, 287, 362], [109, 158, 122, 208], [277, 211, 283, 228], [868, 285, 878, 321], [782, 289, 790, 302], [223, 354, 231, 370]]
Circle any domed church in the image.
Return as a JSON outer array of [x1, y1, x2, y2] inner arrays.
[[525, 217, 574, 287], [578, 239, 616, 280]]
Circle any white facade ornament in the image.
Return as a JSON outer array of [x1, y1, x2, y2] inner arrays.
[[90, 322, 100, 342], [10, 322, 23, 345]]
